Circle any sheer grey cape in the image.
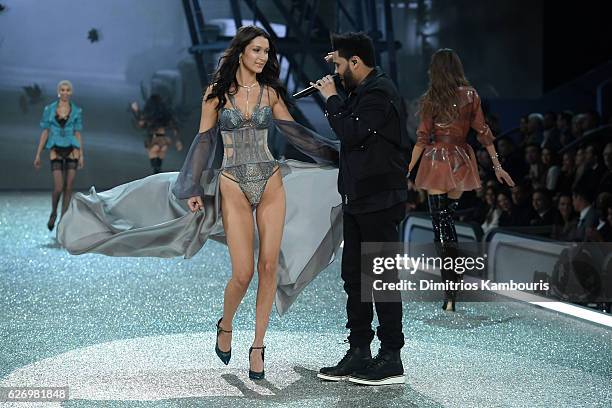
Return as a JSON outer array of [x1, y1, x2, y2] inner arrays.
[[57, 119, 342, 315]]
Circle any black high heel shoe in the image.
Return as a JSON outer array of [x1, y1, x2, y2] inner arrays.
[[248, 346, 266, 380], [47, 212, 57, 231], [442, 297, 456, 312], [441, 268, 460, 312], [215, 317, 232, 365]]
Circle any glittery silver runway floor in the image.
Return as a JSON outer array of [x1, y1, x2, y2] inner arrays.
[[1, 192, 611, 408]]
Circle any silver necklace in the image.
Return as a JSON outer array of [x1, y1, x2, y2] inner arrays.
[[237, 81, 258, 117]]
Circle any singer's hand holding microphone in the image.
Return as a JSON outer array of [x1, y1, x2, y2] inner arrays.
[[292, 74, 339, 100], [309, 75, 338, 101]]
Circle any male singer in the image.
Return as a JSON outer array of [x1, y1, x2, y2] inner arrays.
[[312, 32, 411, 386]]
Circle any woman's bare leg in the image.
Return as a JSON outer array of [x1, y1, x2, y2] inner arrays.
[[158, 144, 168, 160], [147, 144, 161, 159], [147, 145, 162, 173], [251, 170, 286, 372], [216, 175, 255, 352], [447, 189, 463, 200]]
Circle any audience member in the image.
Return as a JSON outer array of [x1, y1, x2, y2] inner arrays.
[[571, 187, 598, 241], [530, 188, 559, 226], [541, 147, 561, 191], [551, 193, 578, 241]]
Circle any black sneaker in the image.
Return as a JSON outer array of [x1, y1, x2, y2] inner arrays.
[[318, 346, 372, 381], [348, 349, 405, 385]]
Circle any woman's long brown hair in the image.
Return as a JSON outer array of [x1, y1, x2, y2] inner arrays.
[[418, 48, 470, 122], [206, 25, 291, 111]]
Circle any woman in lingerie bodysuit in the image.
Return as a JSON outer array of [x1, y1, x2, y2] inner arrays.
[[130, 94, 183, 174], [218, 85, 279, 206], [189, 26, 331, 380], [34, 80, 84, 231], [57, 26, 342, 380]]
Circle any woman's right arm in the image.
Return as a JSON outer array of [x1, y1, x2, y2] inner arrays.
[[199, 86, 219, 133], [33, 129, 48, 169], [187, 86, 218, 212], [35, 106, 51, 169], [408, 112, 431, 175]]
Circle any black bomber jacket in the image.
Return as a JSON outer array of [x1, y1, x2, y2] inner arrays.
[[325, 67, 412, 206]]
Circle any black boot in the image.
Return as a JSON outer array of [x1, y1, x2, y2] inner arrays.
[[428, 194, 461, 311], [348, 348, 405, 386], [318, 346, 372, 381]]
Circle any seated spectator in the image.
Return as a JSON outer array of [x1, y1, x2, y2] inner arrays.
[[583, 109, 601, 132], [586, 194, 612, 241], [588, 205, 612, 242], [596, 192, 612, 215], [497, 190, 518, 227], [576, 143, 606, 193], [511, 183, 537, 223], [525, 113, 544, 146], [598, 142, 612, 194], [485, 179, 497, 189], [556, 150, 576, 195], [530, 188, 559, 226], [571, 187, 598, 241], [571, 147, 587, 190], [525, 144, 546, 189], [595, 192, 612, 234], [541, 147, 561, 191], [481, 186, 501, 234], [551, 193, 578, 241], [572, 113, 587, 140], [496, 138, 527, 182], [556, 110, 574, 147], [541, 111, 561, 151]]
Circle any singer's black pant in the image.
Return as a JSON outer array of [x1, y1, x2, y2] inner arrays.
[[341, 202, 405, 351]]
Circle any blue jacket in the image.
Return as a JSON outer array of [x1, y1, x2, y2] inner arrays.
[[40, 101, 83, 149]]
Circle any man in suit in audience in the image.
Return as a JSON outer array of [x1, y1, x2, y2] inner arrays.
[[572, 187, 598, 242]]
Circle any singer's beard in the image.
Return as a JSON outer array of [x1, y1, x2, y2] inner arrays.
[[340, 68, 358, 92]]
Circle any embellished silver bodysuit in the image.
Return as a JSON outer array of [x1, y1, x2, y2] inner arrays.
[[219, 85, 278, 206]]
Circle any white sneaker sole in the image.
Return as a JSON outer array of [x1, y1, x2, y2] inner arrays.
[[348, 375, 405, 386], [317, 372, 349, 381]]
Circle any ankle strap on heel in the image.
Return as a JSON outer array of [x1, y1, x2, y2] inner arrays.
[[249, 346, 266, 361], [216, 318, 232, 333]]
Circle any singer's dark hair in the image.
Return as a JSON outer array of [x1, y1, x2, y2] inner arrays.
[[205, 25, 292, 111], [330, 32, 376, 67]]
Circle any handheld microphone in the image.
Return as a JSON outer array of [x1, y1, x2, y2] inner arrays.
[[292, 74, 339, 99]]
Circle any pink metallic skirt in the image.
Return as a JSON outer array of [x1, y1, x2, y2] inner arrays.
[[415, 142, 482, 192]]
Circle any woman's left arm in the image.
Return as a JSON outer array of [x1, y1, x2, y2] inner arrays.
[[470, 92, 514, 187], [75, 131, 84, 169], [271, 89, 294, 121], [270, 88, 339, 164], [74, 109, 84, 168]]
